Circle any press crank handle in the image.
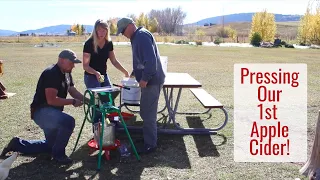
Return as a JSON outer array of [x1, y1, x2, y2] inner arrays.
[[112, 84, 130, 90]]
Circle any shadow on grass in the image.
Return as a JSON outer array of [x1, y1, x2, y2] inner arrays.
[[7, 130, 191, 180], [186, 116, 227, 157]]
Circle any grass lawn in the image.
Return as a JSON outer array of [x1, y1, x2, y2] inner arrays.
[[0, 43, 319, 180]]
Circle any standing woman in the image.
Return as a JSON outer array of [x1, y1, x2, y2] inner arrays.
[[83, 19, 129, 100]]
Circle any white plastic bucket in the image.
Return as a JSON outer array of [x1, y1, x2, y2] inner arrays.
[[121, 78, 141, 104], [160, 56, 168, 75]]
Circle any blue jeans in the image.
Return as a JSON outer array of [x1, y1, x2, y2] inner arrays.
[[13, 107, 75, 158], [140, 84, 162, 148]]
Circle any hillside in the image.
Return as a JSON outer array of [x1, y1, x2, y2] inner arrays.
[[0, 29, 18, 36], [0, 25, 94, 36], [189, 13, 302, 26], [19, 24, 94, 35], [195, 21, 299, 41]]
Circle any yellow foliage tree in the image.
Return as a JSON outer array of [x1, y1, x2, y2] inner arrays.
[[135, 13, 159, 33], [314, 8, 320, 45], [136, 13, 146, 27], [298, 6, 320, 45], [70, 24, 77, 34], [148, 17, 159, 33], [225, 26, 238, 42], [195, 29, 206, 41], [250, 10, 276, 42], [70, 24, 85, 35], [144, 16, 149, 30], [108, 18, 118, 35], [109, 22, 117, 35]]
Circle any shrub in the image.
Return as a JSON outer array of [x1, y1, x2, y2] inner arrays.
[[250, 32, 262, 47], [214, 38, 222, 45], [195, 40, 202, 45], [285, 44, 294, 48], [175, 40, 189, 44]]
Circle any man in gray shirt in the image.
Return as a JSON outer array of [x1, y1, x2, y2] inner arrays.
[[117, 17, 165, 154]]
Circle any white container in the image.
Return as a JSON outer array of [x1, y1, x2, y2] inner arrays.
[[121, 78, 141, 104], [160, 56, 168, 75]]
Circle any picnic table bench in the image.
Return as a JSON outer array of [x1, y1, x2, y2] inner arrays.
[[189, 88, 223, 108]]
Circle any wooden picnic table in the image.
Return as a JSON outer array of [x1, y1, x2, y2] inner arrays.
[[118, 72, 228, 135]]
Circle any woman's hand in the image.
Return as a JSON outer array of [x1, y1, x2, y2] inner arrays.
[[124, 71, 130, 78], [94, 71, 101, 81]]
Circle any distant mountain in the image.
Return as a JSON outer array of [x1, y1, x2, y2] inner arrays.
[[19, 24, 94, 35], [188, 13, 302, 26], [0, 25, 94, 36], [0, 29, 17, 36]]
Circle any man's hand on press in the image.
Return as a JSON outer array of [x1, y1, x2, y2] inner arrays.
[[83, 97, 90, 104], [139, 80, 148, 88], [73, 99, 83, 107]]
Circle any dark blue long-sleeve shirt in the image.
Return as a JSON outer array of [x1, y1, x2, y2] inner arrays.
[[130, 27, 165, 85]]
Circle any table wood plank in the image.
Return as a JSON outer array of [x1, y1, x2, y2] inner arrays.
[[163, 73, 202, 88], [190, 88, 223, 108]]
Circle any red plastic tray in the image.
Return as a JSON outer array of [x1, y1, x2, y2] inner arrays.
[[107, 112, 134, 121], [88, 139, 121, 150]]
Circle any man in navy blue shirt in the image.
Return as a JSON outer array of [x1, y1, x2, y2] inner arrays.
[[1, 49, 85, 164], [117, 17, 166, 154]]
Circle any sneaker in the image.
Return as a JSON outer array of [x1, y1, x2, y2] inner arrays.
[[1, 137, 19, 157], [52, 155, 73, 164], [0, 94, 8, 99]]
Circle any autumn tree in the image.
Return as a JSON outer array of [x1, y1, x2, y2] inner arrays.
[[136, 13, 158, 33], [195, 29, 206, 41], [107, 18, 118, 35], [215, 26, 237, 42], [298, 1, 320, 45], [81, 25, 86, 34], [77, 24, 80, 35], [249, 10, 276, 42], [225, 26, 237, 42], [216, 27, 228, 38], [148, 17, 159, 33], [70, 24, 85, 35], [70, 24, 77, 34], [136, 13, 147, 27]]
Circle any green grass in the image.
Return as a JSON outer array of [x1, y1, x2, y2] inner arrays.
[[0, 43, 319, 180]]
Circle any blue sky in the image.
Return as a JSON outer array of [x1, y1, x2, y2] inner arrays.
[[0, 0, 314, 32]]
